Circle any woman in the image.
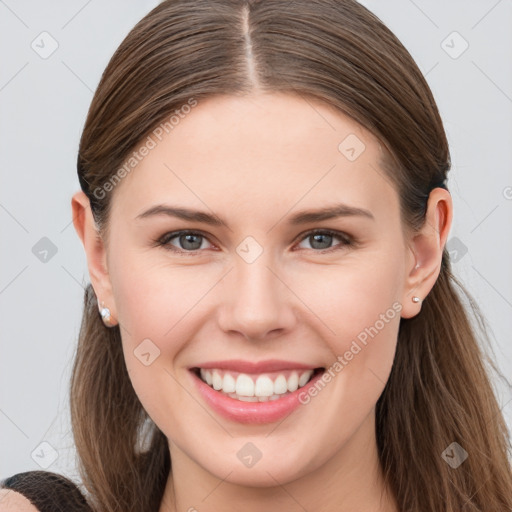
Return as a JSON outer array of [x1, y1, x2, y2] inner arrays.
[[2, 0, 511, 510]]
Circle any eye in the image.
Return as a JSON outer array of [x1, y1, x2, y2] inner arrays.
[[156, 230, 214, 253], [155, 228, 354, 254], [295, 229, 353, 252]]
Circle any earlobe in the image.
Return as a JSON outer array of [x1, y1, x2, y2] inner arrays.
[[71, 191, 118, 325], [400, 187, 453, 319]]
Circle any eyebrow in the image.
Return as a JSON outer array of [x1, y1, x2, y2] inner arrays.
[[135, 203, 374, 226]]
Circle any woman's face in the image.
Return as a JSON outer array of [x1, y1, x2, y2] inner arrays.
[[100, 93, 416, 485]]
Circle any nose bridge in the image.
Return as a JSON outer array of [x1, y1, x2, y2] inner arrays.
[[218, 242, 295, 339]]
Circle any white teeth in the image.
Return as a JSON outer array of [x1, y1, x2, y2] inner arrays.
[[198, 368, 316, 398], [273, 375, 288, 394], [236, 374, 255, 397], [222, 373, 236, 393], [254, 375, 274, 396], [298, 371, 312, 387], [212, 370, 223, 391], [287, 372, 299, 392], [202, 369, 213, 386]]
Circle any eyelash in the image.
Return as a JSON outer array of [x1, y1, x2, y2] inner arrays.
[[153, 229, 355, 255]]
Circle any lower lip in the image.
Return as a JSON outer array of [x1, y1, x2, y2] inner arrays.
[[190, 369, 325, 424]]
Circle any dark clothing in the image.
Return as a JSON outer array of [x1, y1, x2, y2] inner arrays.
[[0, 471, 93, 511]]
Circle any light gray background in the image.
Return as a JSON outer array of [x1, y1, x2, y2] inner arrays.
[[1, 0, 511, 481]]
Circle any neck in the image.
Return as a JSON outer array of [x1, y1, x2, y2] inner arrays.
[[158, 409, 398, 512]]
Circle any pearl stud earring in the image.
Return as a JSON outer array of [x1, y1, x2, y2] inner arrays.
[[99, 301, 115, 327], [412, 296, 421, 303]]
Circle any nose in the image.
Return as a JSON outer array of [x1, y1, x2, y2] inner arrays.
[[217, 253, 297, 341]]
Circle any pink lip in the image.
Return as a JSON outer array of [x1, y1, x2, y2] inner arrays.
[[189, 367, 325, 424], [189, 359, 318, 373]]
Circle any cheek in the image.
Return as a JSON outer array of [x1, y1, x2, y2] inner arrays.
[[109, 261, 204, 433], [110, 245, 215, 342], [290, 248, 404, 343], [108, 250, 216, 404], [261, 253, 404, 473], [288, 250, 404, 411]]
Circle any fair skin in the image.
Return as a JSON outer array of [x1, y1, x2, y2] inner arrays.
[[0, 490, 39, 512], [72, 93, 452, 512]]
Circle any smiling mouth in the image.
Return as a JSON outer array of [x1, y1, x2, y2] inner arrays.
[[191, 367, 325, 402]]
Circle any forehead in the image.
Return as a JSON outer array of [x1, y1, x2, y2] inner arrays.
[[110, 93, 399, 226]]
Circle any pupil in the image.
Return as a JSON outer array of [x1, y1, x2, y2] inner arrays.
[[311, 233, 331, 249], [181, 234, 202, 250]]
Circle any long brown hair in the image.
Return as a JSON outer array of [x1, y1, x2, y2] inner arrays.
[[71, 1, 512, 510]]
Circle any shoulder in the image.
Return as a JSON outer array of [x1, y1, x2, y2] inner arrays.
[[0, 471, 92, 511]]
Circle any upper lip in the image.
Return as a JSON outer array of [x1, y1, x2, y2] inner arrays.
[[190, 359, 321, 374]]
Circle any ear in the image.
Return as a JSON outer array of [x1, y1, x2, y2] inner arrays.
[[400, 187, 453, 319], [71, 191, 118, 325]]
